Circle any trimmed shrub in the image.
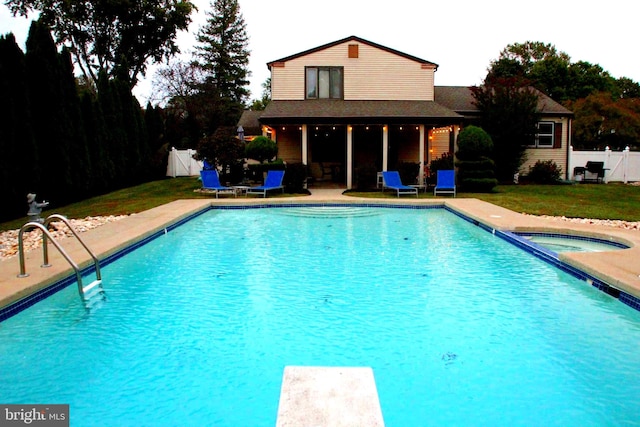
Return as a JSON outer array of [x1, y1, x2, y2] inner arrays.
[[527, 160, 562, 184], [456, 125, 493, 160], [455, 126, 498, 192], [245, 136, 277, 163]]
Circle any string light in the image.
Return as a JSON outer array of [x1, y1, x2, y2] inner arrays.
[[431, 127, 452, 134]]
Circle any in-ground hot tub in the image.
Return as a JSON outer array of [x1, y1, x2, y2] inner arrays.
[[515, 232, 630, 253]]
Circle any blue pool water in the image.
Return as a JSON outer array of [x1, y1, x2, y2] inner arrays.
[[1, 207, 640, 426]]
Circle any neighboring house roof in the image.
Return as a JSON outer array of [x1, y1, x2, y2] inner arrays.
[[434, 86, 478, 115], [237, 109, 262, 135], [531, 88, 574, 116], [266, 35, 438, 70], [434, 86, 573, 117], [258, 100, 462, 125]]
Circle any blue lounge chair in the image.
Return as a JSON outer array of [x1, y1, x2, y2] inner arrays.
[[382, 171, 418, 197], [246, 170, 285, 198], [200, 169, 235, 198], [434, 170, 456, 197]]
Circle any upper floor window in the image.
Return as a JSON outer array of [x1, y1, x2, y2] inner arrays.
[[534, 122, 554, 147], [306, 67, 343, 99]]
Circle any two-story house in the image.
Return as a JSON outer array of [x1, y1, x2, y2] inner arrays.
[[239, 35, 573, 189]]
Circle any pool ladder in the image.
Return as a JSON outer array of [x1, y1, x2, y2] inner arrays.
[[18, 214, 105, 307]]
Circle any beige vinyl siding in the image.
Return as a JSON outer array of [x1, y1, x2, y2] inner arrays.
[[276, 132, 302, 163], [271, 41, 435, 101], [429, 131, 451, 163], [520, 117, 569, 175]]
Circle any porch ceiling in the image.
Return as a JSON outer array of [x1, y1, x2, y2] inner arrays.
[[259, 100, 463, 125]]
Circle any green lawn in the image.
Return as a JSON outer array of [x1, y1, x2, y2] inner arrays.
[[2, 178, 639, 231], [353, 183, 640, 221]]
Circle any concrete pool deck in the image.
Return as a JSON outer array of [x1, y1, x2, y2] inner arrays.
[[1, 190, 640, 312]]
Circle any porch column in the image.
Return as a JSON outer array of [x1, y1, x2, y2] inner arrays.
[[453, 125, 460, 153], [382, 125, 389, 171], [347, 125, 353, 189], [301, 125, 308, 165], [419, 125, 425, 181]]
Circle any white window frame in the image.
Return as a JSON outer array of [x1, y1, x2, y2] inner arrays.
[[533, 121, 554, 148]]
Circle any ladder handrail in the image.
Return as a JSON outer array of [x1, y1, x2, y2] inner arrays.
[[18, 222, 84, 299], [42, 214, 102, 281]]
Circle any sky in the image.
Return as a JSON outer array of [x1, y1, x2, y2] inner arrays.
[[1, 0, 638, 105]]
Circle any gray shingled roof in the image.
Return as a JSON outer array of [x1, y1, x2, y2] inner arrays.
[[434, 86, 573, 116], [237, 110, 262, 134], [258, 100, 462, 124], [434, 86, 478, 114], [238, 86, 572, 130]]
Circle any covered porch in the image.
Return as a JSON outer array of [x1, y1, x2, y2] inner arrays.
[[257, 100, 462, 189]]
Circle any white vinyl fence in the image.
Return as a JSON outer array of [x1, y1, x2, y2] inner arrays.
[[166, 148, 203, 177], [568, 146, 640, 183]]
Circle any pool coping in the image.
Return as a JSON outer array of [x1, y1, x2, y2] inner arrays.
[[1, 195, 639, 320]]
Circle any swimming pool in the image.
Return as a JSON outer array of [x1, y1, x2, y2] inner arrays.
[[1, 206, 639, 426]]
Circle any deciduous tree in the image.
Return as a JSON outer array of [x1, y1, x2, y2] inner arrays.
[[6, 0, 196, 88], [567, 92, 640, 150], [472, 77, 540, 182]]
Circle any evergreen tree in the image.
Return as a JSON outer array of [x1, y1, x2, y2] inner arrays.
[[98, 73, 128, 188], [0, 33, 39, 221], [145, 102, 169, 178], [80, 92, 114, 193], [195, 0, 250, 117], [25, 20, 73, 205], [112, 73, 146, 184], [59, 47, 92, 199]]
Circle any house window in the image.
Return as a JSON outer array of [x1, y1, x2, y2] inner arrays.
[[534, 122, 554, 147], [306, 67, 343, 99]]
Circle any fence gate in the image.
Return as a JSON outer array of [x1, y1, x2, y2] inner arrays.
[[166, 148, 203, 177]]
